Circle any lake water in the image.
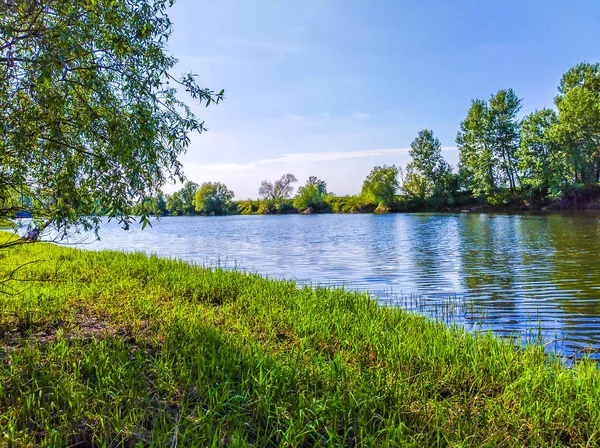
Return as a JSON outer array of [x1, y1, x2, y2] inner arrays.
[[76, 213, 600, 359]]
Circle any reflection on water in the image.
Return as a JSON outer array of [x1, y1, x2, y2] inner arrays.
[[72, 213, 600, 359]]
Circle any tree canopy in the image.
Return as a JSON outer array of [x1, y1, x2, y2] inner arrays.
[[0, 0, 223, 241], [361, 165, 399, 210], [403, 130, 454, 202], [293, 176, 329, 212], [193, 182, 234, 215]]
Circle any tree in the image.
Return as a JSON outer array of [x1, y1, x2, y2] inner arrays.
[[0, 0, 223, 244], [152, 191, 168, 216], [165, 192, 184, 216], [403, 130, 453, 201], [293, 176, 329, 212], [457, 90, 522, 198], [488, 89, 522, 193], [307, 176, 328, 195], [361, 165, 399, 210], [457, 99, 496, 197], [517, 109, 565, 193], [178, 181, 199, 215], [553, 63, 600, 187], [258, 173, 298, 201], [193, 182, 234, 215]]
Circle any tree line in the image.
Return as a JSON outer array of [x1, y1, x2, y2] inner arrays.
[[137, 61, 600, 217]]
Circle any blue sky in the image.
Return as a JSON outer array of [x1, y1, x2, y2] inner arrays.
[[166, 0, 600, 199]]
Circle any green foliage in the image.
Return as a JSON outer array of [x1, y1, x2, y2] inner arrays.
[[553, 63, 600, 188], [361, 165, 399, 210], [2, 238, 600, 446], [0, 0, 223, 240], [518, 109, 564, 192], [403, 130, 456, 206], [193, 182, 234, 215], [293, 176, 330, 212], [457, 90, 522, 197], [234, 200, 260, 215], [457, 99, 497, 197], [325, 195, 375, 213]]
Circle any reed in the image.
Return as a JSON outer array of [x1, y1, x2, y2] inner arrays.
[[1, 236, 599, 446]]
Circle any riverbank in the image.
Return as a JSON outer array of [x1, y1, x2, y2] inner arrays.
[[1, 238, 600, 446]]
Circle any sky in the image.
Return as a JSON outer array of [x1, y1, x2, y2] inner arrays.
[[164, 0, 600, 199]]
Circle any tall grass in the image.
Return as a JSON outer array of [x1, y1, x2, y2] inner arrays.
[[1, 237, 600, 446]]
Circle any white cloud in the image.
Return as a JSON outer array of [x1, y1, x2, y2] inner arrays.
[[168, 146, 458, 199]]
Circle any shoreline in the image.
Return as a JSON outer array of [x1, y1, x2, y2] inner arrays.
[[2, 237, 600, 445]]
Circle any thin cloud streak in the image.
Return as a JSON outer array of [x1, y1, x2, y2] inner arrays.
[[186, 147, 457, 175]]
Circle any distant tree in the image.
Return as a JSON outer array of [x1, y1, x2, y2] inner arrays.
[[361, 165, 399, 209], [258, 174, 298, 201], [165, 192, 184, 216], [0, 0, 224, 245], [294, 176, 329, 212], [152, 191, 168, 216], [403, 130, 453, 201], [193, 182, 234, 215], [307, 176, 328, 195], [457, 99, 496, 197], [178, 182, 200, 215]]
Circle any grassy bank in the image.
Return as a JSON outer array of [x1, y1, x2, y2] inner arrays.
[[1, 238, 600, 446]]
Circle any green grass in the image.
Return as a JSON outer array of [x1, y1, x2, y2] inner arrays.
[[1, 237, 600, 446]]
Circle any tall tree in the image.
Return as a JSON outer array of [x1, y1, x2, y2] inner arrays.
[[553, 63, 600, 187], [457, 90, 523, 197], [178, 181, 199, 215], [488, 89, 522, 193], [0, 0, 223, 244], [517, 109, 565, 193], [457, 99, 496, 197], [403, 129, 453, 201]]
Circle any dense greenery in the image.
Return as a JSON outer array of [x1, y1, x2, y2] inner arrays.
[[1, 236, 599, 446], [457, 63, 600, 205], [132, 62, 600, 218], [0, 0, 222, 242], [193, 182, 235, 216]]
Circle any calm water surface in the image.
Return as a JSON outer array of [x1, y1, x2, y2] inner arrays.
[[79, 213, 600, 359]]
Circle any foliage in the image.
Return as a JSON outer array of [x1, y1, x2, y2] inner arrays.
[[193, 182, 234, 215], [553, 63, 600, 188], [457, 99, 496, 197], [361, 165, 400, 210], [2, 238, 600, 446], [164, 181, 198, 216], [234, 200, 260, 215], [0, 0, 223, 242], [457, 90, 522, 197], [517, 109, 564, 193], [293, 176, 330, 212], [403, 130, 456, 205], [488, 89, 522, 192]]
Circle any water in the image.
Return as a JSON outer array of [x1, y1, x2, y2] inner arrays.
[[64, 213, 600, 359]]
